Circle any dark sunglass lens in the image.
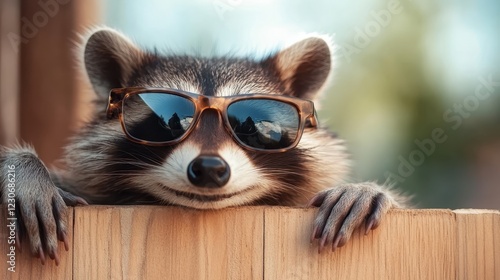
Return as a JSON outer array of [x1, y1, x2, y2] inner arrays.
[[227, 99, 299, 150], [123, 93, 195, 143]]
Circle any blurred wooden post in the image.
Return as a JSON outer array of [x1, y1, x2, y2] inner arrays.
[[0, 207, 498, 279], [0, 0, 20, 145], [19, 0, 100, 165]]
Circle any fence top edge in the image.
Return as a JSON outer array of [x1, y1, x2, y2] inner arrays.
[[69, 206, 499, 215], [452, 208, 500, 215]]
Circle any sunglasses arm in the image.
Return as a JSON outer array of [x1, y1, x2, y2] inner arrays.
[[306, 115, 319, 128], [304, 103, 319, 128], [106, 89, 126, 119]]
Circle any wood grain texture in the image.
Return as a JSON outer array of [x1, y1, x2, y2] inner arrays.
[[264, 208, 458, 280], [454, 209, 500, 280], [0, 207, 498, 279], [0, 207, 73, 280], [73, 206, 264, 280]]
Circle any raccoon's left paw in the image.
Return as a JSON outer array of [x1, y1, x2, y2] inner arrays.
[[308, 183, 395, 252]]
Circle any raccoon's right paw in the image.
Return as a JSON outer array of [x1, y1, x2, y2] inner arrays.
[[14, 183, 85, 265]]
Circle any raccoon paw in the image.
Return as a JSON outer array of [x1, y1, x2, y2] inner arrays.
[[14, 184, 73, 266], [0, 146, 86, 264], [308, 183, 395, 253]]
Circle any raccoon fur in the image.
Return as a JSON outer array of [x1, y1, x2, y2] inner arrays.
[[0, 27, 408, 265]]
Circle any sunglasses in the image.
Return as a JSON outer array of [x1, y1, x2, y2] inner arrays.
[[106, 88, 318, 152]]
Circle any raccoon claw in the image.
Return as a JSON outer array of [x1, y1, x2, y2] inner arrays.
[[58, 188, 88, 206], [309, 183, 394, 253], [57, 225, 70, 251], [36, 247, 46, 265], [47, 248, 60, 266]]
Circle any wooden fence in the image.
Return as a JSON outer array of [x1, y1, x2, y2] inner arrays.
[[0, 207, 499, 279]]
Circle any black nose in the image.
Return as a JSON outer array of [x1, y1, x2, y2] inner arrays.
[[187, 155, 231, 188]]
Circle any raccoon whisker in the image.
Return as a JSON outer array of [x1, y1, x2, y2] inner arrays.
[[97, 159, 162, 169], [142, 146, 169, 162], [256, 169, 306, 177], [76, 173, 148, 177], [119, 147, 166, 165], [110, 148, 166, 166]]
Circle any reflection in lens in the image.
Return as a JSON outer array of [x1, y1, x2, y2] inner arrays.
[[123, 93, 195, 142], [227, 99, 299, 149]]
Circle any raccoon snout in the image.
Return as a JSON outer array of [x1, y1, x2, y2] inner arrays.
[[187, 155, 231, 188]]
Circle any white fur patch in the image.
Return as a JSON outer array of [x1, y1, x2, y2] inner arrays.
[[132, 141, 275, 209], [152, 142, 201, 189], [217, 144, 261, 193], [176, 82, 200, 94], [216, 83, 278, 97], [148, 80, 200, 95]]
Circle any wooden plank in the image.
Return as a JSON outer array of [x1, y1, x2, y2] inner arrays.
[[454, 209, 500, 280], [0, 207, 73, 279], [263, 208, 457, 280], [73, 206, 264, 280]]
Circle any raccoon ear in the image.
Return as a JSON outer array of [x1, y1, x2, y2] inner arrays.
[[83, 28, 144, 98], [267, 36, 332, 100]]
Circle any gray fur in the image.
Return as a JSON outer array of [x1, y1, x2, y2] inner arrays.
[[0, 27, 408, 264]]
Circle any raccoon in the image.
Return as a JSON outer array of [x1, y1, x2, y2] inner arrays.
[[0, 27, 408, 265]]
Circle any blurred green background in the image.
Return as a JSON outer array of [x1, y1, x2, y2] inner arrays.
[[104, 0, 500, 209]]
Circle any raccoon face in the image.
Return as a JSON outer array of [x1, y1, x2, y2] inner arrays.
[[65, 28, 349, 208]]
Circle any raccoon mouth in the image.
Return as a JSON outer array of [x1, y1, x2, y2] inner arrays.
[[159, 184, 249, 202]]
